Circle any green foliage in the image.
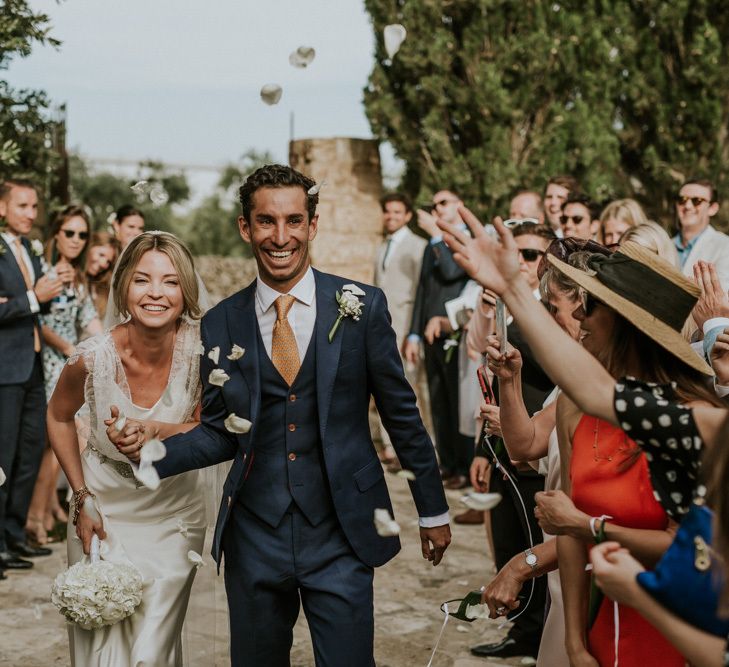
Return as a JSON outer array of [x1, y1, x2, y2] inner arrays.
[[363, 0, 729, 223]]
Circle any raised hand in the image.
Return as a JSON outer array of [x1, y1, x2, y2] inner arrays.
[[34, 274, 64, 303], [692, 261, 729, 329], [710, 327, 729, 385], [437, 207, 521, 295], [485, 334, 522, 379], [416, 208, 440, 238]]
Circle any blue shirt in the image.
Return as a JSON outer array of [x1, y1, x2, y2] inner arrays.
[[673, 227, 708, 268]]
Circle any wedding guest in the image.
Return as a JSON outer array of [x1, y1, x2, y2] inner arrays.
[[673, 178, 729, 289], [404, 189, 472, 488], [373, 193, 427, 464], [620, 221, 680, 267], [560, 193, 600, 240], [543, 175, 580, 234], [0, 178, 64, 571], [598, 198, 648, 247], [509, 191, 545, 224], [25, 206, 102, 546], [111, 204, 145, 250], [85, 231, 118, 320]]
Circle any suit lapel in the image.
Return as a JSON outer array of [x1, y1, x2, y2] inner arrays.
[[314, 270, 343, 440], [0, 235, 31, 290], [228, 281, 261, 425]]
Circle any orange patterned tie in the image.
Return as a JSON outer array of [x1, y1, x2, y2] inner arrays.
[[13, 238, 41, 352], [272, 295, 300, 386]]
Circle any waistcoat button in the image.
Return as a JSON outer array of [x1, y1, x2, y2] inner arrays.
[[288, 423, 296, 432], [288, 452, 297, 461]]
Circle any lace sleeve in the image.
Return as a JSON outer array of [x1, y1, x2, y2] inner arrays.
[[67, 333, 107, 371], [614, 377, 703, 518]]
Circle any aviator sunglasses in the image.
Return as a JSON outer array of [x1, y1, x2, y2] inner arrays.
[[675, 195, 710, 208], [60, 229, 89, 240]]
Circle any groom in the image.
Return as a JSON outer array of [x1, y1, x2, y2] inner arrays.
[[157, 165, 451, 666]]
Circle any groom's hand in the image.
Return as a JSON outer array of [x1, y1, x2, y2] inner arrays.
[[420, 524, 451, 566]]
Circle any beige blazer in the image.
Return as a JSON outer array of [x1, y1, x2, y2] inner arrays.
[[681, 225, 729, 290], [374, 227, 427, 346]]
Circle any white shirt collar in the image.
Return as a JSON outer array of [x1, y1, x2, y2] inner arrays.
[[255, 266, 316, 314], [1, 230, 21, 243], [387, 226, 410, 243]]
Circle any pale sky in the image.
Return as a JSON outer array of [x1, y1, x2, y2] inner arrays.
[[7, 0, 394, 201]]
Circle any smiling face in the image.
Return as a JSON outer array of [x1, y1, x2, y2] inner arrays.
[[601, 217, 631, 247], [515, 233, 550, 290], [239, 186, 318, 292], [544, 183, 569, 229], [0, 185, 38, 236], [114, 214, 145, 248], [571, 293, 617, 357], [382, 200, 412, 234], [676, 183, 718, 238], [561, 202, 599, 240], [55, 215, 89, 262], [547, 289, 582, 340], [125, 250, 184, 329], [432, 190, 462, 224], [87, 244, 115, 276]]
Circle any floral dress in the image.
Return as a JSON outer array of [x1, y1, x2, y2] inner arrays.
[[40, 282, 98, 399]]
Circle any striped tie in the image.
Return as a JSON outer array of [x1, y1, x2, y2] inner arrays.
[[272, 295, 300, 386]]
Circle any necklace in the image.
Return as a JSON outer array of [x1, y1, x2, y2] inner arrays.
[[592, 416, 629, 462]]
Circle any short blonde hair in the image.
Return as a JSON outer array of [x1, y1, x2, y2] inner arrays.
[[598, 198, 648, 243], [112, 232, 202, 320], [620, 221, 680, 268]]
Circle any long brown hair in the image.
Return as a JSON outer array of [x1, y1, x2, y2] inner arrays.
[[85, 231, 118, 319], [44, 205, 91, 288]]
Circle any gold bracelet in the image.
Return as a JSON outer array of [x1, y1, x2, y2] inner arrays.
[[71, 485, 96, 525]]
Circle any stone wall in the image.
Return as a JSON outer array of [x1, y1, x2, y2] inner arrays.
[[195, 255, 257, 305], [289, 137, 383, 284]]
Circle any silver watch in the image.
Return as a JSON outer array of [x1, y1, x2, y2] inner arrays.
[[524, 548, 538, 571]]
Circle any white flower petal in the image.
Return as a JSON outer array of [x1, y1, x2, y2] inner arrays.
[[194, 341, 205, 356], [140, 438, 166, 463], [260, 83, 283, 105], [373, 508, 400, 536], [130, 180, 149, 195], [114, 412, 127, 432], [396, 469, 416, 481], [307, 180, 326, 195], [465, 603, 490, 620], [0, 466, 5, 487], [224, 413, 252, 434], [133, 461, 160, 490], [187, 550, 204, 569], [227, 344, 245, 361], [460, 492, 502, 511], [289, 46, 316, 68], [342, 283, 365, 297], [149, 184, 169, 207], [384, 23, 407, 59], [209, 369, 230, 387], [207, 346, 220, 364], [176, 518, 189, 537]]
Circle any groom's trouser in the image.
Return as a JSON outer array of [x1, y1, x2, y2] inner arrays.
[[223, 502, 376, 667]]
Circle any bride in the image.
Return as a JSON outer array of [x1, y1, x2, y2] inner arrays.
[[47, 231, 209, 666]]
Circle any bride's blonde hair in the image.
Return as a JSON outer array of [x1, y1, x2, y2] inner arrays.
[[112, 232, 203, 320]]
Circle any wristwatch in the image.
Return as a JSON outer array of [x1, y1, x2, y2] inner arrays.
[[524, 548, 538, 571]]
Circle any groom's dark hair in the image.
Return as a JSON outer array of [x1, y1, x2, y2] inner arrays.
[[238, 164, 319, 222]]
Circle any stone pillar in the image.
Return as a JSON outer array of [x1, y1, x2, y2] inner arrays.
[[289, 138, 383, 283]]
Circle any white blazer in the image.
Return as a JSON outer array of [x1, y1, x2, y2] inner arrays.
[[681, 225, 729, 291]]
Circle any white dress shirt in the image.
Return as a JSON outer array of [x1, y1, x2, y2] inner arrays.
[[1, 231, 40, 312], [254, 266, 448, 528], [379, 224, 410, 271]]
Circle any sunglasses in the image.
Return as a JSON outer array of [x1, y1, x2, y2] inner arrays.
[[433, 198, 458, 208], [675, 195, 709, 208], [560, 214, 585, 226], [504, 218, 541, 228], [519, 248, 545, 262], [582, 292, 606, 316], [60, 229, 89, 240]]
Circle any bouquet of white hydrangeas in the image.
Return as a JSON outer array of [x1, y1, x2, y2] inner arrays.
[[51, 534, 143, 630]]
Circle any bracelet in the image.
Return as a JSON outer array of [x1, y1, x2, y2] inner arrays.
[[589, 514, 613, 543], [71, 485, 96, 525]]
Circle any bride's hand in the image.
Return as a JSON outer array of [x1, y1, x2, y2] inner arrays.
[[105, 405, 156, 463], [76, 503, 106, 556], [436, 208, 522, 296]]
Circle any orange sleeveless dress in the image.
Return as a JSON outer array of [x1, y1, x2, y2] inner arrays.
[[570, 415, 685, 667]]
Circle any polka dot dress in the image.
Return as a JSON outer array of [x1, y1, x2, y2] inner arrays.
[[613, 377, 705, 519]]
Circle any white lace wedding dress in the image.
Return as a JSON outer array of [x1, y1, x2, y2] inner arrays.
[[66, 319, 206, 667]]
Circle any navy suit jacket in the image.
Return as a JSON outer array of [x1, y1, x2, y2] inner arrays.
[[0, 236, 47, 385], [157, 269, 448, 568]]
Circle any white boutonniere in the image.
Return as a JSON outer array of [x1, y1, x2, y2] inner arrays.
[[328, 283, 365, 343], [30, 239, 44, 257]]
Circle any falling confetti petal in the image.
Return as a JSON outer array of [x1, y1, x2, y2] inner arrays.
[[149, 184, 169, 207], [207, 346, 220, 364], [0, 466, 5, 486], [134, 461, 161, 490], [374, 508, 400, 536], [33, 604, 42, 620], [227, 344, 245, 361], [209, 369, 231, 387], [194, 341, 205, 356], [114, 412, 127, 432], [140, 438, 166, 463], [307, 180, 326, 195], [396, 470, 416, 481], [456, 624, 469, 633], [260, 84, 283, 105], [342, 283, 365, 297], [224, 413, 252, 434], [289, 46, 316, 68], [130, 180, 149, 195], [460, 492, 502, 511], [520, 658, 537, 666], [465, 603, 490, 620], [188, 550, 204, 569], [176, 518, 189, 537], [384, 24, 407, 59]]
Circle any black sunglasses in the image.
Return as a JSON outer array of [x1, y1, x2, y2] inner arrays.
[[675, 195, 709, 208], [61, 229, 89, 240], [582, 292, 606, 316], [433, 198, 458, 208], [560, 214, 585, 226], [519, 248, 545, 262]]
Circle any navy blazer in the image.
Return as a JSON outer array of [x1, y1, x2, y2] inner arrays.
[[0, 235, 46, 385], [157, 269, 448, 568]]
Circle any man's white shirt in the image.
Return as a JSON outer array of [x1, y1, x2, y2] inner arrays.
[[1, 231, 40, 312]]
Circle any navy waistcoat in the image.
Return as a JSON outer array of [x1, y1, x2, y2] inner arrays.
[[238, 325, 335, 527]]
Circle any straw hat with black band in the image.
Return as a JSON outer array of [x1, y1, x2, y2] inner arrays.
[[546, 241, 713, 376]]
